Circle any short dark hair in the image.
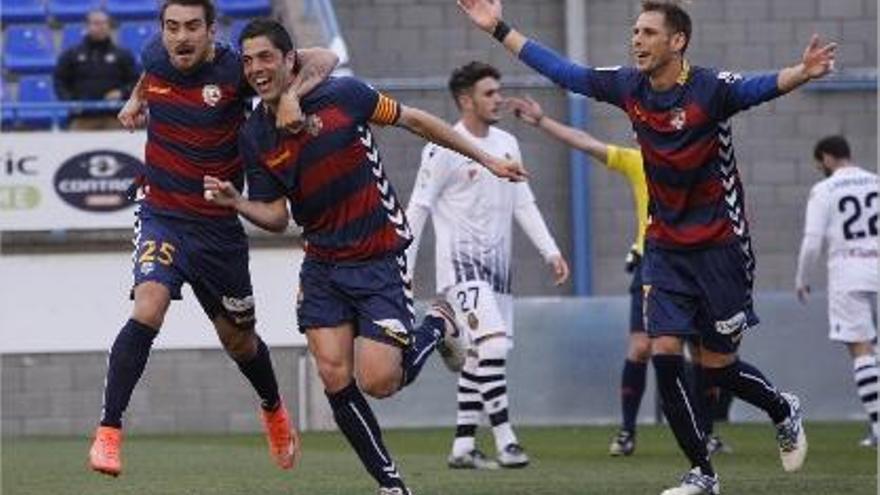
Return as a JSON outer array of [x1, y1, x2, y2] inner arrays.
[[813, 135, 851, 161], [641, 0, 692, 54], [160, 0, 216, 27], [448, 61, 501, 106], [238, 18, 295, 55]]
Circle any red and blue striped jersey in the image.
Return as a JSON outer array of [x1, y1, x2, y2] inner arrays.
[[140, 38, 248, 222], [242, 77, 411, 262], [520, 41, 783, 249]]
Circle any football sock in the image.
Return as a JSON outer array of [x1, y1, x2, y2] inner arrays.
[[695, 366, 715, 436], [713, 387, 734, 423], [453, 354, 481, 457], [653, 354, 713, 476], [620, 359, 647, 433], [233, 337, 281, 411], [400, 315, 443, 388], [476, 339, 517, 452], [326, 381, 404, 489], [853, 354, 880, 436], [100, 319, 158, 428], [703, 360, 790, 424]]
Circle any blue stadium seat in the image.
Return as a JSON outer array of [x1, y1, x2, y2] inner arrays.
[[222, 19, 249, 47], [18, 75, 66, 129], [1, 0, 47, 23], [48, 0, 102, 22], [105, 0, 159, 21], [3, 25, 57, 74], [118, 21, 159, 66], [1, 77, 15, 130], [217, 0, 271, 18], [60, 23, 87, 51]]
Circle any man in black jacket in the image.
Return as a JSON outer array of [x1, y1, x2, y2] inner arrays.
[[54, 9, 138, 130]]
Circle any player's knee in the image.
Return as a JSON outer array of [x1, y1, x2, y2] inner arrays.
[[222, 331, 258, 362], [315, 358, 353, 393], [131, 282, 170, 329], [358, 373, 399, 399], [650, 335, 683, 355], [699, 349, 737, 368], [628, 334, 651, 362]]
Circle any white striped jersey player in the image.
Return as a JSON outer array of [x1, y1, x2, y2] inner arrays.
[[796, 165, 879, 343], [405, 122, 561, 343]]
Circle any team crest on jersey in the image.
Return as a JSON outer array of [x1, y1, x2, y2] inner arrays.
[[305, 114, 323, 136], [670, 107, 687, 130], [140, 261, 155, 275], [202, 84, 222, 107], [467, 312, 479, 330]]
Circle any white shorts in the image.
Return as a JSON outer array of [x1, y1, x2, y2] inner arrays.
[[828, 290, 878, 343], [444, 280, 514, 347]]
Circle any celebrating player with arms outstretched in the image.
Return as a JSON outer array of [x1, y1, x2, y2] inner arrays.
[[796, 135, 880, 448], [459, 0, 836, 493], [406, 62, 569, 470], [205, 19, 526, 495], [88, 0, 337, 477]]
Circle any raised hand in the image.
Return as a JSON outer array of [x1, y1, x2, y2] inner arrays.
[[457, 0, 502, 33], [506, 96, 544, 126], [801, 34, 837, 80]]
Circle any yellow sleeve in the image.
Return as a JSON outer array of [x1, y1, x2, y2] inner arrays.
[[606, 145, 649, 255]]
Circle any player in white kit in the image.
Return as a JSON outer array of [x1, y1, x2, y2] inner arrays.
[[405, 62, 569, 469], [795, 135, 879, 447]]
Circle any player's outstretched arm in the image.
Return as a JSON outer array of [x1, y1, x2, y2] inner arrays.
[[777, 34, 837, 93], [203, 175, 290, 233], [395, 105, 528, 182], [508, 96, 609, 163]]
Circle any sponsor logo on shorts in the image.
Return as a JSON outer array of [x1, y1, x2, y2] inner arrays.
[[222, 295, 255, 326], [715, 311, 748, 336], [375, 318, 411, 346], [222, 295, 254, 312], [221, 295, 256, 325]]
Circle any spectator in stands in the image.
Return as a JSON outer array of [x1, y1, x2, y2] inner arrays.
[[54, 9, 138, 130]]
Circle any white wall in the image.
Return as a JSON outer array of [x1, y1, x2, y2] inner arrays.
[[0, 247, 306, 353]]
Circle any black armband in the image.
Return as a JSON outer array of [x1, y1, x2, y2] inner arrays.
[[492, 20, 512, 42]]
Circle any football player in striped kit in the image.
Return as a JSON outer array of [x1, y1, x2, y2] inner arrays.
[[205, 20, 527, 495], [796, 135, 879, 448], [405, 62, 569, 470], [460, 0, 836, 492]]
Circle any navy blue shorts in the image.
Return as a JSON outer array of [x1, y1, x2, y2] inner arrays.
[[628, 260, 645, 333], [641, 242, 759, 354], [297, 253, 414, 348], [131, 210, 255, 327]]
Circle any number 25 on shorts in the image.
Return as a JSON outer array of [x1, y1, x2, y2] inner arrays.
[[139, 240, 176, 266]]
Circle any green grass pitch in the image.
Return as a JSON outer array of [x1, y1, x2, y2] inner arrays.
[[3, 422, 876, 494]]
